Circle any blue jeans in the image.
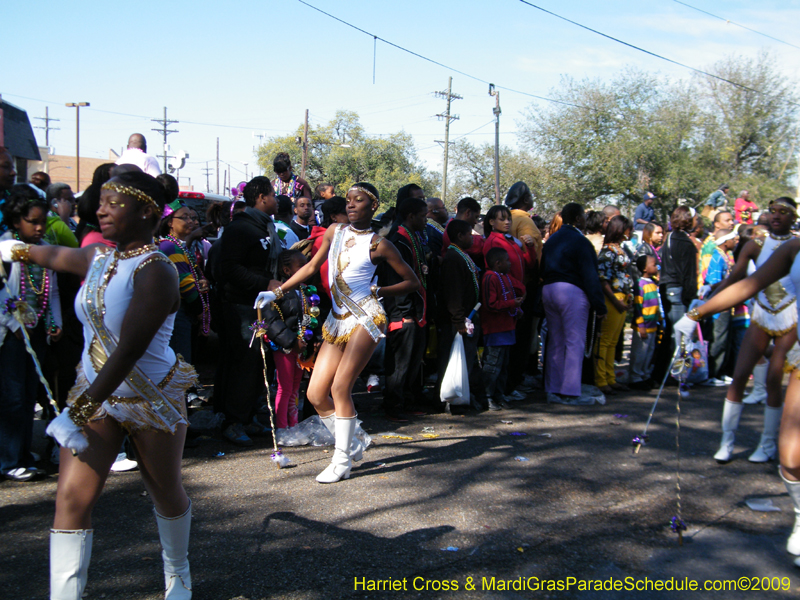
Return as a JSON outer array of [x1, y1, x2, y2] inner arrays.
[[0, 325, 46, 473], [663, 286, 687, 360]]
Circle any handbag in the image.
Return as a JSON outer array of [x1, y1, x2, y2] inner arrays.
[[682, 323, 709, 384], [440, 333, 470, 405]]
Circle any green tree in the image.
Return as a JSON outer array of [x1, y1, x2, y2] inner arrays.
[[256, 111, 438, 211]]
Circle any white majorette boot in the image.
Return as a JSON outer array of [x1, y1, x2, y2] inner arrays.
[[748, 405, 782, 463], [779, 468, 800, 559], [316, 415, 355, 483], [319, 413, 363, 462], [714, 400, 743, 463], [50, 529, 93, 600], [743, 361, 768, 404], [155, 501, 192, 599]]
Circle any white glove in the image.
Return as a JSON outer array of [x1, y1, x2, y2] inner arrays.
[[0, 239, 25, 262], [698, 285, 712, 300], [253, 291, 277, 309], [673, 315, 697, 340]]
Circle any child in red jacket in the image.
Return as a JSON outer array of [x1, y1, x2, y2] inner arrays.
[[480, 247, 525, 410]]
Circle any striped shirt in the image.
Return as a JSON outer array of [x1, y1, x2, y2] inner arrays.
[[635, 277, 662, 334], [158, 239, 198, 304]]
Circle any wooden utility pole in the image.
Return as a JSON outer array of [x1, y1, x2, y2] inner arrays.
[[216, 138, 220, 194], [489, 84, 501, 205], [65, 102, 89, 191], [301, 109, 309, 180], [34, 107, 60, 161], [434, 77, 461, 204], [151, 107, 178, 173]]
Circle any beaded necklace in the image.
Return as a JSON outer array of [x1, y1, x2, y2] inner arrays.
[[400, 225, 428, 288], [266, 285, 321, 356], [13, 232, 54, 331], [493, 271, 520, 317], [451, 245, 480, 299], [275, 174, 299, 198], [165, 235, 210, 335]]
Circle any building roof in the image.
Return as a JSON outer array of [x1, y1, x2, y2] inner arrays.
[[1, 99, 42, 161]]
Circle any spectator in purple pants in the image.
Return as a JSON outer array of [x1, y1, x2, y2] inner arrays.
[[540, 203, 607, 399]]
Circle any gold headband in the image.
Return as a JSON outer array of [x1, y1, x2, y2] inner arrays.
[[348, 186, 378, 203], [770, 198, 797, 216], [101, 182, 162, 215]]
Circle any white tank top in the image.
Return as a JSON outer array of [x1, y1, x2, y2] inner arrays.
[[755, 234, 796, 313], [76, 247, 177, 397], [328, 224, 378, 314]]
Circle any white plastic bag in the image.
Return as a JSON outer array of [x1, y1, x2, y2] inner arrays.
[[440, 333, 470, 405]]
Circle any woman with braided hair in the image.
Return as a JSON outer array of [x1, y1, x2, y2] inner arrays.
[[0, 171, 197, 599], [255, 182, 419, 483]]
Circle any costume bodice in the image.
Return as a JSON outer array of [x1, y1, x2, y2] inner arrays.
[[76, 246, 177, 397], [756, 234, 796, 313], [328, 224, 379, 314]]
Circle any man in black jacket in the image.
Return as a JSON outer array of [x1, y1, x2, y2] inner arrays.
[[215, 176, 283, 446], [381, 198, 429, 418]]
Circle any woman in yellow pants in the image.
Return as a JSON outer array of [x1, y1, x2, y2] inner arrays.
[[595, 215, 633, 394]]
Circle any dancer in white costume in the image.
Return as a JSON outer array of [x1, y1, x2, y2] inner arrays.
[[675, 197, 800, 566], [0, 172, 197, 600], [702, 198, 797, 463], [255, 183, 419, 483]]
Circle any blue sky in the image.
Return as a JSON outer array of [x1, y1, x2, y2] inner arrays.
[[3, 0, 799, 193]]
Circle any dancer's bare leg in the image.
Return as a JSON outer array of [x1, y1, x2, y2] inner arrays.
[[331, 327, 382, 418], [766, 331, 797, 408], [53, 417, 126, 529], [727, 325, 771, 403], [306, 341, 345, 417], [131, 424, 189, 518], [781, 375, 800, 481]]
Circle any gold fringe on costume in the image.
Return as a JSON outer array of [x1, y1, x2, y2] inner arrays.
[[751, 302, 797, 338], [322, 296, 386, 348], [785, 342, 800, 377], [67, 360, 196, 434]]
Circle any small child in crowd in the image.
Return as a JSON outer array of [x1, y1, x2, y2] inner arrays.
[[438, 219, 488, 410], [260, 250, 322, 436], [480, 248, 525, 410], [629, 254, 663, 390]]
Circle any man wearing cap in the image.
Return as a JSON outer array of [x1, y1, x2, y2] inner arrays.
[[634, 192, 656, 232]]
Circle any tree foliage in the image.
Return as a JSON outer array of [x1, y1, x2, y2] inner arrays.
[[256, 110, 438, 210], [512, 52, 798, 217]]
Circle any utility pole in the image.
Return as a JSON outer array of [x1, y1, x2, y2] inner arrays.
[[216, 138, 220, 194], [34, 107, 60, 158], [489, 84, 501, 205], [65, 102, 89, 191], [434, 77, 461, 204], [301, 109, 309, 180], [202, 162, 213, 192], [151, 106, 179, 173]]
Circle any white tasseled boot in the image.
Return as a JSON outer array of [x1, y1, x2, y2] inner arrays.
[[714, 400, 743, 463], [316, 415, 355, 483], [779, 468, 800, 558], [319, 413, 363, 462], [743, 361, 768, 404], [155, 501, 192, 599], [50, 529, 93, 600], [748, 405, 782, 463]]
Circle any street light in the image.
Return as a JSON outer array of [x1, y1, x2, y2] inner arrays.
[[65, 102, 89, 191]]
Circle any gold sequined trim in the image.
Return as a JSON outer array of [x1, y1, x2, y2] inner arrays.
[[133, 253, 178, 279], [753, 321, 796, 337], [322, 313, 386, 348], [102, 183, 163, 216], [118, 243, 158, 260], [755, 298, 794, 316], [370, 235, 383, 252]]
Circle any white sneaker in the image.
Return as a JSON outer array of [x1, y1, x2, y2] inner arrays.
[[701, 378, 728, 387], [366, 374, 380, 393], [110, 452, 138, 472]]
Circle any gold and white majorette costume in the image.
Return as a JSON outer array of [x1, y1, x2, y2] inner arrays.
[[69, 245, 196, 432], [323, 224, 386, 347], [752, 233, 797, 337]]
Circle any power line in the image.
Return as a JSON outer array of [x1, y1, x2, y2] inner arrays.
[[294, 0, 587, 110], [671, 0, 800, 51], [516, 0, 759, 94]]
